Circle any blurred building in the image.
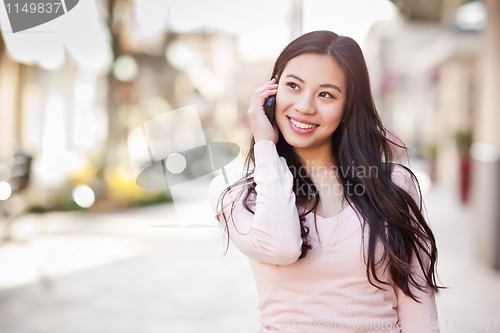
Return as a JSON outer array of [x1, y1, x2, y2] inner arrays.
[[0, 0, 246, 212], [366, 0, 499, 269]]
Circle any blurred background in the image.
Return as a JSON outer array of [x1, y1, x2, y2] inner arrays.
[[0, 0, 499, 332]]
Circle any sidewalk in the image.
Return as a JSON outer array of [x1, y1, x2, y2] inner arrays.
[[0, 199, 261, 333], [0, 185, 499, 332], [424, 186, 500, 332]]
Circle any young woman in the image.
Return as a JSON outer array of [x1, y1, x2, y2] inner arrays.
[[210, 30, 442, 332]]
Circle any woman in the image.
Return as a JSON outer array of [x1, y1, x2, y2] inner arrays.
[[209, 30, 442, 332]]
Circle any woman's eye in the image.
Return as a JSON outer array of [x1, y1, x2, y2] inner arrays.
[[287, 82, 299, 90], [319, 92, 334, 99]]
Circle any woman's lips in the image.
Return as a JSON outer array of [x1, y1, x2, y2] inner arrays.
[[288, 116, 319, 134]]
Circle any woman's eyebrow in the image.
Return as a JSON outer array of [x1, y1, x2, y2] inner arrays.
[[320, 83, 342, 94], [285, 73, 342, 94], [285, 73, 305, 83]]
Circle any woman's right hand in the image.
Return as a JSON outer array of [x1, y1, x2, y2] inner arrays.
[[247, 78, 279, 144]]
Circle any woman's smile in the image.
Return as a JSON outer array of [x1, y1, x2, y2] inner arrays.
[[288, 116, 319, 133]]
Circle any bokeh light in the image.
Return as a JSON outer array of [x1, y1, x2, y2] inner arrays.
[[72, 184, 96, 208], [112, 55, 139, 82], [0, 181, 12, 201]]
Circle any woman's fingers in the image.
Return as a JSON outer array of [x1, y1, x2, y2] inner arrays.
[[259, 87, 278, 98], [248, 79, 279, 144], [249, 79, 278, 114], [253, 79, 277, 97]]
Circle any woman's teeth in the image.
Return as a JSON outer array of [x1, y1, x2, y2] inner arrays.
[[290, 118, 317, 129]]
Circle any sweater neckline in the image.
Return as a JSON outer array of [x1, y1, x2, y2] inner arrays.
[[297, 203, 352, 221], [315, 204, 352, 220]]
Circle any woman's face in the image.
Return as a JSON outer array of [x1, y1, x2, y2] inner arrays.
[[275, 53, 346, 154]]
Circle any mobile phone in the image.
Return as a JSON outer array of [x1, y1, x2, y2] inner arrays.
[[264, 95, 276, 123]]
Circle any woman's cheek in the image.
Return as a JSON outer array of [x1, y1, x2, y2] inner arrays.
[[275, 87, 290, 114], [274, 100, 288, 132]]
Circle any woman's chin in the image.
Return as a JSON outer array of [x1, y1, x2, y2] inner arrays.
[[281, 135, 314, 150]]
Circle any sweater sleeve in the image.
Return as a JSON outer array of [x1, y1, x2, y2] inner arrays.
[[208, 140, 302, 265], [391, 165, 439, 332]]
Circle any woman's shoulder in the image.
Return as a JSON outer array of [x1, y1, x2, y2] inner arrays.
[[389, 163, 420, 203], [390, 163, 413, 186]]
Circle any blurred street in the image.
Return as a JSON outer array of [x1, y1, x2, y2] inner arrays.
[[0, 184, 499, 333]]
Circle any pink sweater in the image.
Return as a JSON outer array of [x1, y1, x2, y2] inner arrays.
[[209, 140, 439, 333]]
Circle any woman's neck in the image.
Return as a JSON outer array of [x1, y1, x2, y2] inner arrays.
[[294, 145, 336, 179], [295, 144, 345, 215]]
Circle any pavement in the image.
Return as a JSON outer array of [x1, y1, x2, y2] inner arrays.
[[0, 183, 499, 333]]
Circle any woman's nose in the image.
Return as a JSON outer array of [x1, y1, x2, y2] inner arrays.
[[294, 94, 315, 115]]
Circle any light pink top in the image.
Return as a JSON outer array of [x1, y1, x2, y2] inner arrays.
[[209, 140, 439, 333]]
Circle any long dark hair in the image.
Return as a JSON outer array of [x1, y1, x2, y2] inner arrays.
[[217, 30, 442, 301]]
